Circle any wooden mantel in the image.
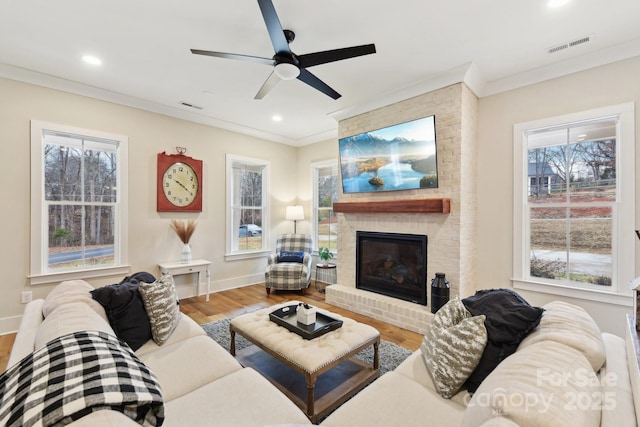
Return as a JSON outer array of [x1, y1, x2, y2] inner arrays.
[[333, 198, 450, 214]]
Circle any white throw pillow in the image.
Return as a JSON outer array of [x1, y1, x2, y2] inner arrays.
[[42, 279, 108, 322], [518, 300, 605, 372], [421, 298, 488, 398], [35, 302, 115, 350]]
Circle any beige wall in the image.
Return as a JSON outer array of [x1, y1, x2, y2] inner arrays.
[[476, 56, 640, 337], [0, 77, 305, 333], [291, 137, 339, 237]]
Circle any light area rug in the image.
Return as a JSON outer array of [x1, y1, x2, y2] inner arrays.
[[202, 317, 413, 375]]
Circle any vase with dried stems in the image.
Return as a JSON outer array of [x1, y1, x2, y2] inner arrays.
[[170, 219, 197, 263]]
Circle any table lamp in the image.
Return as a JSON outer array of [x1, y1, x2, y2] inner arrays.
[[285, 205, 304, 233]]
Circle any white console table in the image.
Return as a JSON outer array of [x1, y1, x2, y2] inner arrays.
[[158, 259, 211, 301]]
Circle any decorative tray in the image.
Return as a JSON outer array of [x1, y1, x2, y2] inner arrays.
[[269, 304, 343, 340]]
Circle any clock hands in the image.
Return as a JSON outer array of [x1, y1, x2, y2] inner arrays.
[[173, 179, 193, 196]]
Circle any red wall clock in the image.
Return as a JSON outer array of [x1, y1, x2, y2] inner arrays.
[[157, 151, 203, 212]]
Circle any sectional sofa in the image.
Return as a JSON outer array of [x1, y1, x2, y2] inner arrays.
[[322, 299, 640, 427], [4, 279, 312, 426], [3, 279, 640, 427]]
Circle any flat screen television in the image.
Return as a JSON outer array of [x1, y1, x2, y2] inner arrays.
[[338, 115, 437, 194]]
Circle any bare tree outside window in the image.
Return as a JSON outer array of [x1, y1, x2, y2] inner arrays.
[[44, 133, 119, 270], [526, 118, 617, 287]]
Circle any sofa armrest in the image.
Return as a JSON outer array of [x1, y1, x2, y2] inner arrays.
[[267, 253, 279, 265], [7, 299, 45, 368], [303, 253, 312, 281]]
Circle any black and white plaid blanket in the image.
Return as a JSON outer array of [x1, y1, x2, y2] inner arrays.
[[0, 330, 164, 427]]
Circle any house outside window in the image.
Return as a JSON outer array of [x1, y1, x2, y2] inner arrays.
[[30, 121, 129, 285], [226, 154, 269, 258], [512, 104, 635, 305], [312, 160, 338, 253]]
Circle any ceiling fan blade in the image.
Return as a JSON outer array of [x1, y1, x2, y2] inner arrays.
[[297, 68, 341, 100], [255, 71, 281, 100], [257, 0, 291, 55], [297, 44, 376, 68], [191, 49, 275, 66]]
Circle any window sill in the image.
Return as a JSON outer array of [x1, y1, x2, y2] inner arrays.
[[512, 278, 633, 307], [225, 250, 271, 262], [29, 265, 131, 286]]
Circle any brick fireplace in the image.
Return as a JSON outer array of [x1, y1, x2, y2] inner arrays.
[[325, 83, 478, 335]]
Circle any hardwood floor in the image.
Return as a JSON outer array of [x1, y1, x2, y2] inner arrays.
[[0, 284, 423, 373]]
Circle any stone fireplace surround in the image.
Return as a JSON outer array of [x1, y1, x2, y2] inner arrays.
[[325, 83, 478, 335]]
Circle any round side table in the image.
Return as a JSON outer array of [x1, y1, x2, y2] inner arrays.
[[315, 263, 336, 293]]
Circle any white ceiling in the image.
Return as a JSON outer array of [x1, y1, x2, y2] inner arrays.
[[2, 0, 640, 146]]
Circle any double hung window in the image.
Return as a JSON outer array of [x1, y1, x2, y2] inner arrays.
[[513, 104, 634, 304], [312, 160, 339, 253], [226, 154, 269, 258], [30, 121, 129, 284]]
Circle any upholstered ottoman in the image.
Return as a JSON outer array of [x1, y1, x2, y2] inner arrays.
[[229, 302, 380, 422]]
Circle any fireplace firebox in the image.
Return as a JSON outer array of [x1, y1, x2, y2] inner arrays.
[[355, 231, 427, 305]]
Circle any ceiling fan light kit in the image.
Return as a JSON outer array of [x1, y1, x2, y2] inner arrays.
[[191, 0, 375, 100], [274, 62, 300, 80]]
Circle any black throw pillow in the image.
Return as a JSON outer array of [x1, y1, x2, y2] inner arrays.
[[461, 288, 544, 393], [90, 272, 156, 351]]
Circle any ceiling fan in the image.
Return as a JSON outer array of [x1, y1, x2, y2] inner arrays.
[[191, 0, 376, 100]]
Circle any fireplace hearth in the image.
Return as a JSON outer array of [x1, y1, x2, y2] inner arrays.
[[355, 231, 427, 305]]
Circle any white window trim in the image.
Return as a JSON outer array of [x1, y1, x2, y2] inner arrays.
[[512, 103, 635, 306], [29, 120, 129, 285], [311, 159, 338, 254], [225, 154, 270, 261]]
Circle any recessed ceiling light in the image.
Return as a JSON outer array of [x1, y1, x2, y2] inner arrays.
[[82, 55, 102, 66], [272, 115, 283, 122], [548, 0, 570, 8]]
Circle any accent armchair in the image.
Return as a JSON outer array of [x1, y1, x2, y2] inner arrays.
[[265, 234, 313, 294]]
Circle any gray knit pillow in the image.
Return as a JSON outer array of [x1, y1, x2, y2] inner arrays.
[[421, 298, 488, 398], [139, 273, 181, 345]]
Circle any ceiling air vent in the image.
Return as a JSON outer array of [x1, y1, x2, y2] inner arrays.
[[547, 35, 592, 54], [547, 43, 568, 54], [180, 102, 203, 110], [568, 36, 590, 47]]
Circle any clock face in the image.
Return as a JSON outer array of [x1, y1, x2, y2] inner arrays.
[[162, 162, 199, 207]]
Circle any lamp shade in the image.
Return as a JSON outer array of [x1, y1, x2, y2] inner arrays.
[[285, 205, 304, 221]]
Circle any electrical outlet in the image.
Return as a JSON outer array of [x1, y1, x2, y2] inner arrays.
[[21, 291, 32, 304]]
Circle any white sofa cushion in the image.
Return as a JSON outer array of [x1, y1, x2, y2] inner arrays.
[[35, 302, 115, 350], [463, 340, 601, 427], [395, 351, 470, 407], [56, 408, 141, 426], [135, 313, 206, 356], [600, 332, 637, 427], [478, 418, 521, 427], [421, 298, 488, 398], [518, 300, 605, 372], [321, 371, 466, 427], [163, 368, 311, 426], [138, 335, 242, 401], [42, 279, 108, 322]]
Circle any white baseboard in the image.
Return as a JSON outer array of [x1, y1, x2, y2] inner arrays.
[[175, 272, 264, 299], [212, 273, 264, 293], [0, 315, 22, 336]]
